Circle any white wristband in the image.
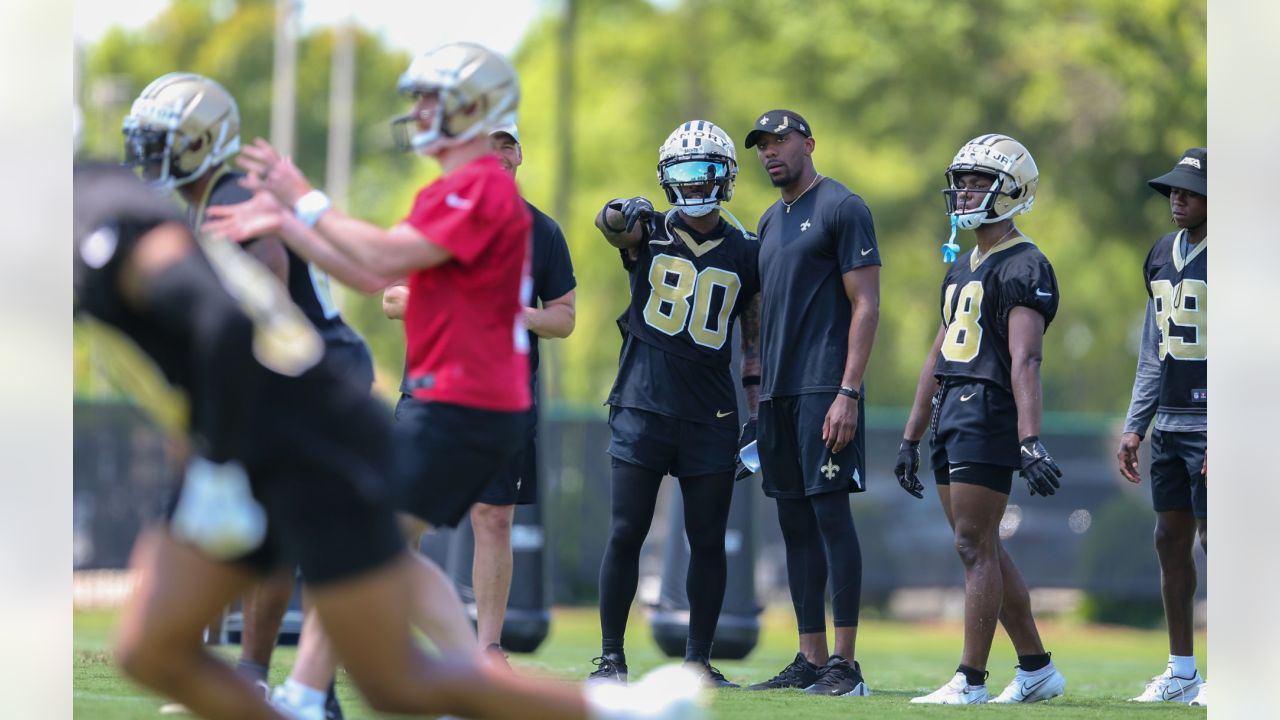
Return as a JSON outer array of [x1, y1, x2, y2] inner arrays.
[[294, 190, 332, 228]]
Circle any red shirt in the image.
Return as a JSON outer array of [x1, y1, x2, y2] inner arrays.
[[401, 154, 532, 411]]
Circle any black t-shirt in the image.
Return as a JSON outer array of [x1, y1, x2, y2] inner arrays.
[[607, 210, 761, 427], [398, 200, 575, 396], [198, 170, 356, 341], [757, 178, 881, 400], [933, 239, 1059, 392], [1144, 230, 1207, 414]]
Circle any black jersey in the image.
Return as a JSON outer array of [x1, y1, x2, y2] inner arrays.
[[757, 177, 881, 400], [607, 210, 761, 427], [933, 239, 1059, 392], [1144, 230, 1207, 414], [196, 169, 352, 340]]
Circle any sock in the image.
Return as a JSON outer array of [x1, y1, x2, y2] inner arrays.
[[601, 637, 625, 660], [684, 640, 713, 664], [1169, 654, 1197, 678], [235, 659, 268, 684], [1018, 653, 1052, 673], [957, 664, 988, 687], [280, 678, 326, 709]]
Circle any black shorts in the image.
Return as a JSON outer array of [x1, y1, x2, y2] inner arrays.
[[607, 406, 738, 478], [929, 380, 1020, 472], [170, 371, 405, 586], [757, 393, 866, 499], [933, 462, 1015, 496], [474, 407, 539, 506], [393, 395, 527, 527], [322, 332, 374, 391], [1150, 429, 1207, 518]]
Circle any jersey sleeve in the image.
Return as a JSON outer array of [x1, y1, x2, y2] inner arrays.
[[536, 217, 577, 302], [832, 195, 881, 272], [999, 251, 1059, 327], [402, 172, 513, 266]]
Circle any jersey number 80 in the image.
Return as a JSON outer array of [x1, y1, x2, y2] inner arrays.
[[643, 254, 742, 350]]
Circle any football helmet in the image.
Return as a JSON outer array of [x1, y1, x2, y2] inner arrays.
[[392, 42, 520, 156], [942, 133, 1038, 230], [122, 73, 241, 192], [656, 120, 737, 217]]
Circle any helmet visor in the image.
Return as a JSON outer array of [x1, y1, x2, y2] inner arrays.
[[661, 159, 731, 185], [123, 127, 170, 180]]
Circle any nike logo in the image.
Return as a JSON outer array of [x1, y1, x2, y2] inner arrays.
[[959, 392, 976, 402], [445, 192, 473, 210], [1035, 288, 1052, 298], [1022, 445, 1035, 457], [860, 247, 874, 256], [1021, 675, 1051, 697], [716, 410, 734, 418]]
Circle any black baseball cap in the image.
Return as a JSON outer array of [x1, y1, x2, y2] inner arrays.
[[1148, 147, 1206, 197], [744, 109, 812, 149]]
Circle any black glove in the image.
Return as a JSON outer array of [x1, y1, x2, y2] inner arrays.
[[1019, 436, 1063, 496], [734, 418, 758, 482], [894, 439, 924, 499], [607, 197, 654, 234]]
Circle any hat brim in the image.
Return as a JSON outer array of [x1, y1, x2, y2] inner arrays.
[[744, 127, 800, 149], [1148, 168, 1205, 197]]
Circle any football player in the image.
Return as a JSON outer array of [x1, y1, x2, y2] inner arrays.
[[742, 109, 877, 698], [1118, 148, 1208, 706], [896, 134, 1066, 704], [589, 120, 762, 688], [123, 71, 375, 718]]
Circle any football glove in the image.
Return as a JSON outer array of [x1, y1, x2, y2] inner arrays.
[[734, 419, 758, 481], [171, 456, 268, 560], [607, 197, 654, 234], [894, 439, 924, 499], [1019, 436, 1063, 497]]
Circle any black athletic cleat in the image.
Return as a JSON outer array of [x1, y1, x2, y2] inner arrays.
[[587, 653, 629, 684], [802, 656, 871, 696], [684, 658, 740, 688], [747, 653, 820, 690]]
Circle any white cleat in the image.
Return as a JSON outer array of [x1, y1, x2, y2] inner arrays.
[[1189, 681, 1208, 707], [909, 672, 988, 704], [990, 666, 1066, 704], [1129, 667, 1203, 703], [270, 685, 326, 720], [585, 664, 704, 720]]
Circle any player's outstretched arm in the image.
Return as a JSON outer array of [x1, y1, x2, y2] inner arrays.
[[595, 197, 648, 249]]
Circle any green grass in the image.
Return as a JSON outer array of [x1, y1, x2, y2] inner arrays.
[[75, 606, 1206, 718]]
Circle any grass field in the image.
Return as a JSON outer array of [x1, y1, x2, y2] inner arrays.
[[75, 605, 1206, 718]]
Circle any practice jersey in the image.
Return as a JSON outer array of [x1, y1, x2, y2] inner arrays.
[[757, 177, 881, 400], [1144, 230, 1207, 414], [397, 199, 576, 398], [933, 238, 1059, 392], [401, 154, 532, 412], [195, 169, 357, 343], [607, 210, 761, 427]]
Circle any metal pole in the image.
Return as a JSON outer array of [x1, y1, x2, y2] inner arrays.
[[270, 0, 298, 157]]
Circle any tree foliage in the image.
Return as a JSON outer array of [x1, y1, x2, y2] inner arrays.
[[77, 0, 1206, 416]]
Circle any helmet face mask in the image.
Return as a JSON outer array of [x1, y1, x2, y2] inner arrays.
[[656, 120, 737, 217], [391, 42, 520, 156], [122, 73, 240, 192], [941, 134, 1038, 229]]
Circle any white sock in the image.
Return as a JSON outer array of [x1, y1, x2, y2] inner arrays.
[[1168, 654, 1197, 679], [279, 678, 326, 709]]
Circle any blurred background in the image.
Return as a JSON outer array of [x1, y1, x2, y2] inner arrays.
[[73, 0, 1206, 630]]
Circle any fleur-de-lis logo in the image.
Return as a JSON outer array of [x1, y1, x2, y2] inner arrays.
[[821, 459, 840, 480], [800, 219, 811, 232], [759, 116, 769, 125]]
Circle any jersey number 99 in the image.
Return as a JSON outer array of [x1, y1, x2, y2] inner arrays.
[[1150, 279, 1207, 361], [643, 254, 741, 350]]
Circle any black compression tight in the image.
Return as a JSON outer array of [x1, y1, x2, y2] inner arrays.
[[775, 490, 863, 633], [598, 460, 734, 659]]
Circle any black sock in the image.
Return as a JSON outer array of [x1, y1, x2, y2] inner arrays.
[[601, 639, 625, 663], [957, 664, 988, 687], [1018, 652, 1051, 673], [235, 659, 268, 684], [684, 640, 713, 664]]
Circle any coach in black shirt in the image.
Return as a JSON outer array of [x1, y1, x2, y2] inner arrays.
[[742, 110, 880, 697]]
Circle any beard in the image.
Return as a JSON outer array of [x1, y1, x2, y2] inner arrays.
[[769, 167, 794, 188]]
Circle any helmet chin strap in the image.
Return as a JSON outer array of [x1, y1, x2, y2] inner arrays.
[[679, 202, 719, 218]]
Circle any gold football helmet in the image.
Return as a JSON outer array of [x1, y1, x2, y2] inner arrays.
[[656, 120, 738, 217], [392, 42, 520, 156], [122, 73, 241, 192], [943, 133, 1038, 230]]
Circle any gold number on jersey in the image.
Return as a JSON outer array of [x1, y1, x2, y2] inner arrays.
[[1150, 279, 1207, 361], [941, 281, 985, 363], [642, 254, 742, 350]]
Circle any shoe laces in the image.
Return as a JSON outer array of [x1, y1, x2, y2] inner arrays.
[[589, 656, 623, 678], [771, 657, 810, 683]]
